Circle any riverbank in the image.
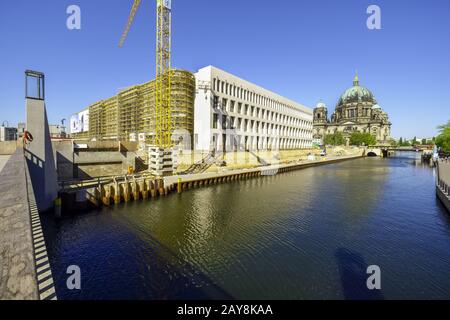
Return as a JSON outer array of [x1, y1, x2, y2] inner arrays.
[[64, 151, 365, 210], [60, 148, 365, 209], [175, 147, 364, 174], [167, 153, 365, 192], [437, 160, 450, 212]]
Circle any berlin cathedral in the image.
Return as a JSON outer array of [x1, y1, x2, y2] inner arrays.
[[313, 74, 391, 145]]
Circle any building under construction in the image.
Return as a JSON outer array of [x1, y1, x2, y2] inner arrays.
[[71, 69, 195, 145]]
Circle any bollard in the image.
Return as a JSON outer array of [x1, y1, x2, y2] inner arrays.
[[123, 184, 131, 203], [114, 183, 121, 204], [178, 177, 182, 194], [103, 185, 111, 206], [142, 180, 149, 200], [159, 179, 165, 197], [54, 197, 62, 219], [94, 186, 101, 207]]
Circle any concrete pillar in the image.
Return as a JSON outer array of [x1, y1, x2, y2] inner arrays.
[[114, 183, 121, 204], [25, 73, 58, 212]]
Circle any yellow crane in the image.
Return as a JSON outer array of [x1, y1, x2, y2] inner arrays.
[[119, 0, 172, 149]]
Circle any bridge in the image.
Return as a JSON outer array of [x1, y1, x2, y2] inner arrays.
[[364, 145, 433, 157]]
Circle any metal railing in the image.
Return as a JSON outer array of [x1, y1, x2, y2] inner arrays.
[[438, 178, 450, 197]]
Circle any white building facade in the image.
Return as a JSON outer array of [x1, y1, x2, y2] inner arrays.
[[194, 66, 313, 152]]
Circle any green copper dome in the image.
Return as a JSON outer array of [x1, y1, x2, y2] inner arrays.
[[337, 74, 377, 106]]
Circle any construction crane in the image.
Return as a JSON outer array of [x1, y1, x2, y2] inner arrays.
[[119, 0, 172, 149]]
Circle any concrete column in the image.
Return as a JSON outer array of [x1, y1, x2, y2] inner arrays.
[[25, 98, 58, 212]]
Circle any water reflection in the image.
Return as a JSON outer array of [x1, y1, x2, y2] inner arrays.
[[42, 152, 450, 299], [335, 248, 384, 300]]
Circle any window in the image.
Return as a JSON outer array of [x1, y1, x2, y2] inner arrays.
[[213, 113, 218, 129], [230, 101, 235, 113], [238, 103, 242, 114], [230, 116, 235, 129], [222, 98, 227, 111], [222, 115, 227, 130]]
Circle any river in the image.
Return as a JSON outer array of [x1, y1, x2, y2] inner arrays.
[[41, 152, 450, 300]]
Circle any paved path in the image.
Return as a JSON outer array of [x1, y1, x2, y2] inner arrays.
[[0, 155, 10, 174], [0, 150, 38, 300]]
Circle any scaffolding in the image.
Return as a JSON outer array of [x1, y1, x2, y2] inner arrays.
[[72, 70, 195, 145]]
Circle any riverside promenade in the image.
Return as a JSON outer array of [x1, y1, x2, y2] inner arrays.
[[437, 159, 450, 212], [165, 154, 364, 192], [0, 149, 56, 300]]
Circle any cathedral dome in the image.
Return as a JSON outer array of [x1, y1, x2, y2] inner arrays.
[[316, 102, 327, 109], [337, 74, 377, 106]]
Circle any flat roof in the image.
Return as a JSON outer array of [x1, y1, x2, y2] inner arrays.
[[197, 65, 313, 115]]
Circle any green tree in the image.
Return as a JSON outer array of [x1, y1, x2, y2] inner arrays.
[[389, 139, 398, 147], [324, 132, 345, 146], [436, 129, 450, 152], [438, 120, 450, 133], [399, 137, 411, 147], [349, 132, 377, 146], [421, 138, 427, 145]]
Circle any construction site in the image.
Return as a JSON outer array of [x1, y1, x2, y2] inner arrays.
[[7, 0, 347, 212], [72, 69, 195, 145]]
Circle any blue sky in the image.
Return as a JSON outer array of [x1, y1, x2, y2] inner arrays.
[[0, 0, 449, 139]]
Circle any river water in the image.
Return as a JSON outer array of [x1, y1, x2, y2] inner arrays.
[[41, 152, 450, 300]]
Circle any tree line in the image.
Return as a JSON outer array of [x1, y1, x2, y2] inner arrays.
[[322, 120, 450, 151]]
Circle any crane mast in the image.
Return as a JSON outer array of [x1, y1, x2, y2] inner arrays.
[[119, 0, 174, 176], [155, 0, 172, 148]]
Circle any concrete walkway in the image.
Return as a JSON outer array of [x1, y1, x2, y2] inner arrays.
[[439, 160, 450, 184], [0, 150, 38, 299], [0, 149, 57, 300], [0, 155, 10, 174], [437, 160, 450, 213]]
